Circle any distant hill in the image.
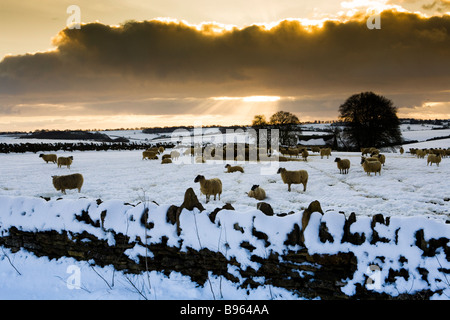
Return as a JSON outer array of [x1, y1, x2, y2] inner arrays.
[[20, 130, 129, 142]]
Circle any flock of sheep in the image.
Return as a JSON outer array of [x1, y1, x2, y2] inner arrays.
[[38, 143, 447, 202]]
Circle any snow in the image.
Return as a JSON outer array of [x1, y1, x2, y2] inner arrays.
[[0, 125, 449, 300]]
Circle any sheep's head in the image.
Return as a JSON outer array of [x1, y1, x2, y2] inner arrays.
[[277, 168, 286, 174], [360, 157, 366, 165], [251, 185, 259, 191], [224, 164, 230, 168], [334, 158, 341, 162], [194, 175, 204, 183], [39, 154, 44, 158], [69, 156, 74, 160]]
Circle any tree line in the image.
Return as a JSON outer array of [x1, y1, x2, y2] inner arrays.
[[251, 91, 403, 151]]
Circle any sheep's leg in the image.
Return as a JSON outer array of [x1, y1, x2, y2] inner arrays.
[[303, 183, 307, 192], [288, 184, 291, 192]]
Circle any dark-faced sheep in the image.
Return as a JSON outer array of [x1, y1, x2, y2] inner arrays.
[[57, 156, 73, 169], [52, 173, 84, 194], [225, 164, 244, 173], [39, 154, 57, 164], [194, 175, 222, 203], [371, 153, 386, 166], [334, 158, 350, 174], [247, 185, 266, 200], [277, 167, 308, 192]]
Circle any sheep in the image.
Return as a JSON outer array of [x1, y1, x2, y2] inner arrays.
[[287, 148, 300, 158], [170, 150, 180, 160], [427, 154, 441, 166], [320, 147, 331, 159], [301, 149, 309, 161], [161, 158, 172, 164], [225, 164, 244, 173], [361, 157, 382, 176], [142, 151, 158, 160], [194, 175, 222, 203], [52, 173, 84, 194], [247, 185, 266, 200], [158, 146, 165, 154], [162, 154, 171, 160], [277, 167, 308, 192], [361, 148, 372, 156], [311, 146, 320, 153], [334, 157, 350, 174], [371, 153, 386, 166], [399, 147, 404, 155], [416, 149, 426, 159], [39, 154, 57, 164], [57, 156, 73, 169]]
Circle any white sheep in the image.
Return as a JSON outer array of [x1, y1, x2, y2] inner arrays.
[[194, 175, 222, 203], [39, 154, 57, 164], [334, 157, 350, 174], [361, 157, 382, 176], [427, 154, 441, 166], [225, 164, 244, 173], [170, 150, 180, 160], [247, 185, 266, 200], [57, 156, 73, 169], [277, 167, 308, 192], [52, 173, 84, 194]]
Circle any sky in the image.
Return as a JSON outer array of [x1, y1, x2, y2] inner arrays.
[[0, 0, 449, 131]]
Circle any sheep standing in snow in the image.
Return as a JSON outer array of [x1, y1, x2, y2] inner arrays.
[[334, 158, 351, 174], [142, 151, 158, 160], [399, 147, 404, 155], [194, 175, 222, 203], [361, 157, 382, 176], [427, 154, 442, 166], [301, 149, 309, 161], [320, 148, 331, 159], [170, 150, 180, 160], [277, 167, 308, 192], [247, 185, 266, 200], [225, 164, 244, 173], [57, 156, 73, 169], [52, 173, 84, 194], [39, 154, 57, 164]]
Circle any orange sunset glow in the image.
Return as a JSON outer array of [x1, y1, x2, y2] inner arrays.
[[0, 1, 449, 131]]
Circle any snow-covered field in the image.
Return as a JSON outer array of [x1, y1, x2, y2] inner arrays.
[[0, 125, 449, 300]]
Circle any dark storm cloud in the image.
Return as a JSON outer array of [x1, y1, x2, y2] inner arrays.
[[0, 10, 449, 116]]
